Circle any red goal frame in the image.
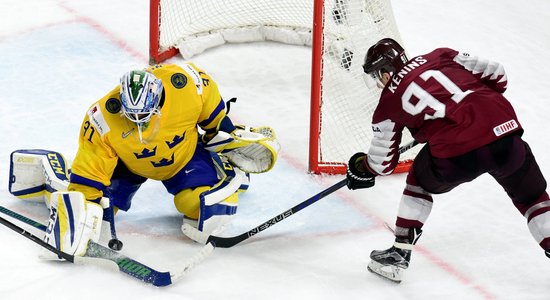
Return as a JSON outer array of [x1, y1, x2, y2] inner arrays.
[[149, 0, 412, 175]]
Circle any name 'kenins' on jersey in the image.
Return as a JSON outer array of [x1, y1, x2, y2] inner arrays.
[[369, 48, 521, 175]]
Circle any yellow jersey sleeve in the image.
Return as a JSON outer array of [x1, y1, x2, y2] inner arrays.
[[69, 96, 119, 201], [193, 64, 226, 133]]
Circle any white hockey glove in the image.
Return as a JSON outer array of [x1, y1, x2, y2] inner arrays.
[[204, 126, 280, 173], [43, 191, 103, 257]]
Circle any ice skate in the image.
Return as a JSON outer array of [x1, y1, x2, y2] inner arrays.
[[367, 246, 411, 283], [368, 227, 422, 283]]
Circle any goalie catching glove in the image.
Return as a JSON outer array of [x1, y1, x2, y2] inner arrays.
[[204, 125, 279, 173], [346, 152, 376, 190]]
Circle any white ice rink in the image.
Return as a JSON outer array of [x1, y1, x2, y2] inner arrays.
[[1, 1, 549, 299]]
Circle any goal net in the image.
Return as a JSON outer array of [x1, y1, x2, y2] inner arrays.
[[149, 0, 419, 174]]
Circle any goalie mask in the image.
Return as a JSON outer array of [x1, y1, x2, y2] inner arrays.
[[362, 38, 408, 88], [120, 70, 164, 142], [120, 70, 163, 124]]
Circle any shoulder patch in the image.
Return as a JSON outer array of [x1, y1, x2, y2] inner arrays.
[[87, 104, 110, 136], [171, 73, 187, 89], [181, 64, 203, 95], [105, 98, 121, 114]]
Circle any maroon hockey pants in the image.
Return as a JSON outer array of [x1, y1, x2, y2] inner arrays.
[[412, 133, 546, 202], [409, 133, 550, 249]]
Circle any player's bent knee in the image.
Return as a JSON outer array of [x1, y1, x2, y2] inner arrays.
[[179, 169, 246, 236], [174, 186, 210, 219], [500, 143, 547, 205]]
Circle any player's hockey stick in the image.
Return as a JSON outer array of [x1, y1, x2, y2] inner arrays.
[[0, 205, 212, 286], [182, 177, 348, 247], [182, 140, 420, 248]]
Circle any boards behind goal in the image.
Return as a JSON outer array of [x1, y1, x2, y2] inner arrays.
[[149, 0, 419, 174]]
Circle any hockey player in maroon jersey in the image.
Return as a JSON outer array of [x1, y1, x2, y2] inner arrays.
[[346, 38, 550, 282]]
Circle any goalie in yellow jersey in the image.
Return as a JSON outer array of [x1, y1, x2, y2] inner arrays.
[[31, 63, 279, 256]]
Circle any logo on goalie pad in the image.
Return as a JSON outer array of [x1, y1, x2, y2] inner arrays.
[[46, 153, 68, 179], [44, 207, 57, 244]]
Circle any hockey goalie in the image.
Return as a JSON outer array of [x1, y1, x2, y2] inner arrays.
[[9, 62, 280, 257]]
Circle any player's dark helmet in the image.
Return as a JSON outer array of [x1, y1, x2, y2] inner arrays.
[[362, 38, 408, 87]]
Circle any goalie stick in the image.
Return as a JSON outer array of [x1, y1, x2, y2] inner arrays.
[[182, 140, 420, 248], [0, 205, 213, 287]]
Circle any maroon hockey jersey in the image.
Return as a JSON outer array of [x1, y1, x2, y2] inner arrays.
[[367, 48, 522, 175]]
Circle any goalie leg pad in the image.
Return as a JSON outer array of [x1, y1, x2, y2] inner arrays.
[[9, 149, 70, 206], [198, 158, 246, 235], [198, 188, 240, 236], [172, 150, 246, 236], [44, 191, 103, 257], [177, 158, 246, 236]]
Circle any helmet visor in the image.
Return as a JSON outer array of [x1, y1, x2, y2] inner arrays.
[[362, 69, 385, 89], [120, 91, 160, 124]]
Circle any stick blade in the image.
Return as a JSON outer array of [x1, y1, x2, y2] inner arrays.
[[170, 242, 215, 283], [181, 223, 210, 244]]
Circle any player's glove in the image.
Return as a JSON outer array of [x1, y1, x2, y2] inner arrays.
[[346, 152, 376, 190]]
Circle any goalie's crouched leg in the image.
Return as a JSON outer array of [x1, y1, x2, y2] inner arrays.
[[171, 150, 247, 237], [175, 186, 240, 236]]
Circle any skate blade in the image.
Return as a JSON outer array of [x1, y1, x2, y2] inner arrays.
[[367, 260, 404, 283]]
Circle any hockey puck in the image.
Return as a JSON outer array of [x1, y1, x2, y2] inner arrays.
[[108, 238, 124, 251]]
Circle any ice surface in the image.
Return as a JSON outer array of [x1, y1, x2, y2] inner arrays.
[[0, 1, 549, 299]]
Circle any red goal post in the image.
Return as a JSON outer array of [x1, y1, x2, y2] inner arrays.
[[149, 0, 419, 174]]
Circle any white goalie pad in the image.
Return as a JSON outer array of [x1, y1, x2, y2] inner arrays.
[[9, 149, 70, 206], [181, 157, 246, 241], [204, 126, 280, 173], [44, 191, 103, 257], [198, 165, 246, 235]]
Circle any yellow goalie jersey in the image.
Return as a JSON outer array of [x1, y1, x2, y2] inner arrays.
[[68, 63, 227, 201]]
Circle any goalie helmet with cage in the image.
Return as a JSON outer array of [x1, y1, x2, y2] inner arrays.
[[120, 70, 164, 125], [362, 38, 408, 88]]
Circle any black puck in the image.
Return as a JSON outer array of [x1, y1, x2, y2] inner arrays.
[[108, 238, 123, 251]]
